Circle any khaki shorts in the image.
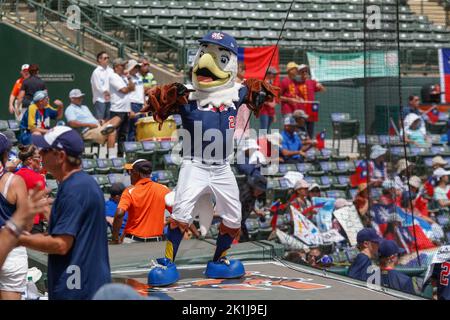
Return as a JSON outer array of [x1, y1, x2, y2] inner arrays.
[[82, 124, 109, 144]]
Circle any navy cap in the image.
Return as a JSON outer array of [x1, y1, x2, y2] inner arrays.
[[379, 240, 406, 258], [199, 31, 238, 55], [0, 132, 12, 155], [32, 126, 84, 157], [356, 228, 383, 244]]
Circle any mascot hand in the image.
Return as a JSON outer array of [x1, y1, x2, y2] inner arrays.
[[244, 79, 279, 116], [143, 83, 191, 124]]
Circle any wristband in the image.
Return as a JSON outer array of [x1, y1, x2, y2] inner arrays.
[[5, 219, 23, 238]]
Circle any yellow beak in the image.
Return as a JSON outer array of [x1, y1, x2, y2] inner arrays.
[[193, 53, 231, 89]]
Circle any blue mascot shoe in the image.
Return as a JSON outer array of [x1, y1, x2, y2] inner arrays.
[[147, 258, 179, 287], [205, 258, 245, 279]]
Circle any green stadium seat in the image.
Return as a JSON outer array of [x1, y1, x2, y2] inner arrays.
[[108, 173, 131, 187], [326, 190, 347, 199], [152, 170, 175, 186], [82, 158, 97, 174], [304, 176, 319, 186], [93, 174, 112, 193], [0, 120, 8, 131], [7, 120, 20, 132], [96, 158, 113, 174], [111, 158, 126, 173], [123, 141, 143, 162]]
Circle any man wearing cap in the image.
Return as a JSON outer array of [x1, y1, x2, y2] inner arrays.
[[379, 240, 416, 295], [17, 64, 47, 111], [296, 64, 325, 137], [259, 67, 278, 131], [126, 59, 146, 141], [111, 159, 170, 243], [18, 126, 111, 300], [348, 228, 382, 282], [280, 62, 302, 116], [9, 64, 30, 120], [293, 109, 315, 149], [65, 88, 119, 157], [109, 58, 135, 157], [239, 174, 267, 242], [91, 51, 114, 121], [19, 90, 64, 145], [105, 182, 127, 236], [280, 116, 306, 163]]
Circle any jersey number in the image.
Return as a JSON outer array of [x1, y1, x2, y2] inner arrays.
[[440, 262, 450, 286], [228, 116, 235, 129]]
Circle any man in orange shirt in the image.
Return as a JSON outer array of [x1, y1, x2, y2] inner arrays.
[[9, 64, 30, 120], [110, 159, 170, 244]]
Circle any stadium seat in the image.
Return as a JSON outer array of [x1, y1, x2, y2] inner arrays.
[[123, 141, 143, 163], [96, 158, 113, 174], [111, 158, 126, 173], [336, 160, 356, 174], [136, 140, 157, 161], [331, 113, 359, 154], [326, 190, 347, 199], [82, 158, 97, 174], [0, 120, 9, 131], [152, 170, 175, 187], [93, 174, 112, 193], [108, 173, 131, 187], [7, 120, 20, 133]]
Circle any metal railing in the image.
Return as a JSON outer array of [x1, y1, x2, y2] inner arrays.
[[0, 0, 185, 70]]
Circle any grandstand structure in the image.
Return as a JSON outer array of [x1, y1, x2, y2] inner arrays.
[[1, 0, 450, 76]]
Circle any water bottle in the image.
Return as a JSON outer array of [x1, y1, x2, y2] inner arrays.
[[24, 276, 41, 300]]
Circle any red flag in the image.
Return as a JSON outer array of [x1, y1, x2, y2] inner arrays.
[[349, 160, 371, 187], [427, 108, 440, 124], [238, 45, 280, 85], [414, 195, 429, 216], [389, 118, 399, 136], [424, 176, 437, 197], [315, 130, 325, 150]]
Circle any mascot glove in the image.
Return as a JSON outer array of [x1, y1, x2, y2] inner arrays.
[[143, 83, 190, 125], [244, 79, 280, 117]]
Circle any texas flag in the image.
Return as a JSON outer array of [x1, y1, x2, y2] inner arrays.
[[315, 130, 325, 150], [349, 160, 372, 187], [438, 48, 450, 103], [238, 45, 280, 85]]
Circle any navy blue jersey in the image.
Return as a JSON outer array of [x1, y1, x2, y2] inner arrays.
[[0, 173, 16, 227], [348, 253, 373, 282], [381, 269, 415, 295], [48, 171, 111, 300], [432, 262, 450, 300], [178, 87, 247, 162]]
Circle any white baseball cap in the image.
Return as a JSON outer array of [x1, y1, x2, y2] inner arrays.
[[126, 59, 141, 73], [69, 89, 85, 98], [370, 145, 388, 160], [21, 64, 30, 71]]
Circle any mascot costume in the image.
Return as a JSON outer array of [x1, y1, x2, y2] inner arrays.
[[143, 31, 278, 286]]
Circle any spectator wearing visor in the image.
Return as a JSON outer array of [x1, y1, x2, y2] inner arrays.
[[348, 228, 382, 282], [379, 240, 416, 295], [433, 168, 450, 208], [111, 159, 170, 244], [19, 90, 64, 145]]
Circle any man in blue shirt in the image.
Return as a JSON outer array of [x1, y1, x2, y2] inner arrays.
[[348, 228, 382, 282], [105, 182, 127, 236], [280, 116, 306, 163], [19, 126, 111, 300], [379, 240, 416, 295]]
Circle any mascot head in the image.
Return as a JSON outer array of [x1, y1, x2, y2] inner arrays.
[[191, 31, 238, 93]]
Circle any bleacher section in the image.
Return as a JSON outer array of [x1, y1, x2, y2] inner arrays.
[[79, 0, 450, 50]]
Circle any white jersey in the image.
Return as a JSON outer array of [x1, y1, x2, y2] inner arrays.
[[128, 73, 145, 104]]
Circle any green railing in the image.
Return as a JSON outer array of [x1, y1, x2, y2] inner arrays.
[[0, 0, 185, 70]]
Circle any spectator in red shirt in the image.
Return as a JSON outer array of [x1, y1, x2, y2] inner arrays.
[[8, 64, 30, 119], [14, 145, 47, 233], [297, 64, 326, 137], [280, 62, 302, 116], [259, 67, 278, 132]]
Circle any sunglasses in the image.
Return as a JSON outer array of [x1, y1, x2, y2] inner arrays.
[[102, 56, 110, 60]]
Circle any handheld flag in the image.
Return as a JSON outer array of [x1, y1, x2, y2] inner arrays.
[[427, 108, 440, 124], [315, 130, 325, 150], [349, 160, 371, 187]]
